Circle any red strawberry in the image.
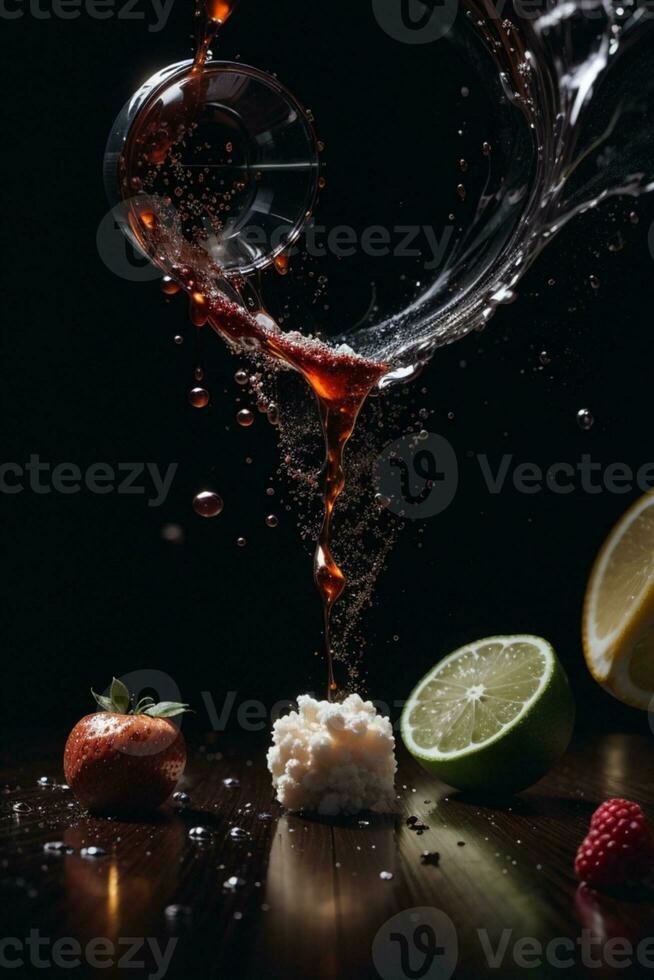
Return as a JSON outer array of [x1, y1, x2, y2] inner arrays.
[[64, 677, 189, 815], [575, 798, 654, 890]]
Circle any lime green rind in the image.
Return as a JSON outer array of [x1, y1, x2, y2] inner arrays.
[[400, 636, 576, 794]]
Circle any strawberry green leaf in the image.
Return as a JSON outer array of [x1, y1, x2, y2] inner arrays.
[[110, 677, 130, 713], [143, 702, 191, 718], [134, 696, 156, 715], [92, 689, 115, 712]]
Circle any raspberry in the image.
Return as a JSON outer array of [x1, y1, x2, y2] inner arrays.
[[575, 798, 654, 889]]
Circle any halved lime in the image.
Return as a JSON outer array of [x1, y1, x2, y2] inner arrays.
[[401, 635, 575, 794]]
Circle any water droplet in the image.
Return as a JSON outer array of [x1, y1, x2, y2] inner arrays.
[[193, 491, 224, 518], [539, 350, 551, 366], [188, 387, 210, 409], [234, 369, 248, 386], [174, 335, 184, 345], [165, 904, 192, 922], [237, 409, 254, 428], [420, 852, 441, 866], [37, 777, 54, 787], [576, 408, 594, 431], [223, 875, 245, 891], [273, 254, 289, 276], [188, 826, 212, 841], [161, 276, 181, 296], [229, 827, 249, 840], [236, 537, 247, 548], [379, 871, 394, 881], [482, 141, 491, 156], [589, 274, 600, 290], [43, 841, 71, 854], [265, 514, 279, 528], [461, 86, 470, 97], [12, 802, 31, 814], [375, 493, 391, 509], [80, 846, 107, 859], [456, 183, 466, 201], [358, 819, 370, 827], [161, 523, 185, 544], [172, 791, 191, 809], [629, 211, 639, 224], [267, 403, 280, 426], [258, 812, 273, 822], [223, 778, 240, 788]]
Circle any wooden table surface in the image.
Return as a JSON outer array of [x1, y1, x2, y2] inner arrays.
[[2, 733, 654, 979]]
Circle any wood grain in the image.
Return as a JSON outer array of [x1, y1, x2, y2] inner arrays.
[[2, 735, 653, 978]]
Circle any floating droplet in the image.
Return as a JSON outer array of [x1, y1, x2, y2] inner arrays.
[[81, 846, 107, 859], [235, 369, 248, 386], [482, 141, 491, 156], [193, 492, 224, 518], [229, 827, 249, 840], [576, 408, 594, 431], [190, 291, 209, 327], [223, 778, 240, 788], [12, 802, 31, 814], [258, 812, 273, 822], [173, 335, 184, 345], [267, 403, 279, 426], [237, 409, 254, 428], [161, 276, 181, 296], [236, 537, 247, 548], [273, 254, 289, 276], [265, 515, 279, 528], [379, 871, 394, 881], [37, 777, 54, 787], [456, 184, 466, 201], [589, 274, 600, 290], [161, 523, 185, 544], [539, 351, 551, 366], [375, 493, 391, 509], [188, 387, 210, 409]]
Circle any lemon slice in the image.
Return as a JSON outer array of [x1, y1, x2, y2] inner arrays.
[[583, 490, 654, 710], [401, 635, 575, 793]]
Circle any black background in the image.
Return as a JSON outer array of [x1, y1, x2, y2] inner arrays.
[[3, 0, 654, 743]]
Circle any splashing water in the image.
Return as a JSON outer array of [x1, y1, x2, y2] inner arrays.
[[355, 0, 654, 382]]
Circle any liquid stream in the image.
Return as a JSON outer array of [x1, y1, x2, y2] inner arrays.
[[116, 0, 654, 696]]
